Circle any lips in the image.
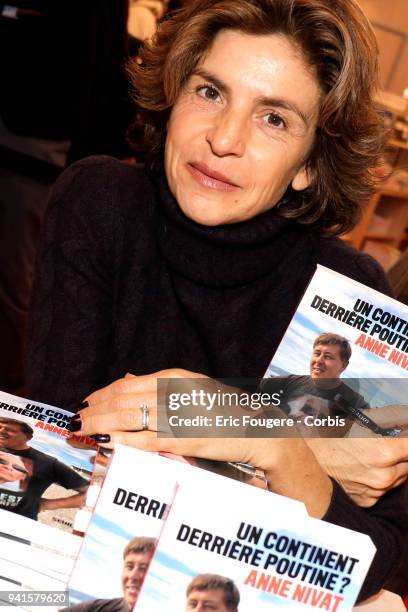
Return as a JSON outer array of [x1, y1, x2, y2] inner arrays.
[[311, 366, 324, 376], [125, 583, 141, 594], [187, 162, 240, 191]]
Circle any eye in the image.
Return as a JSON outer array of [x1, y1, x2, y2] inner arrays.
[[196, 84, 221, 102], [13, 465, 28, 474], [264, 112, 287, 130]]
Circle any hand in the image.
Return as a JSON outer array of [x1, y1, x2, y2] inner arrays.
[[72, 370, 333, 518], [306, 437, 408, 507], [74, 368, 208, 439]]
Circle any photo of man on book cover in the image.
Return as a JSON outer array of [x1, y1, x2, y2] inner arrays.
[[264, 265, 408, 438], [0, 416, 89, 521]]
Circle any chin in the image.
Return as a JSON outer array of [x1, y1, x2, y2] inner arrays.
[[125, 596, 138, 608], [179, 199, 232, 226]]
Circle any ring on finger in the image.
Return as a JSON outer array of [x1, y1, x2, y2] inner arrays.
[[140, 404, 150, 431]]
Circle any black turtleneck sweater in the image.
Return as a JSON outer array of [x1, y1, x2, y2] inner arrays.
[[28, 155, 390, 408], [27, 156, 405, 600]]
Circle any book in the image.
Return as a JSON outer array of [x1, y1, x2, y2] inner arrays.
[[263, 265, 408, 438], [135, 476, 376, 611], [0, 389, 102, 604], [67, 445, 305, 607], [0, 389, 101, 531], [0, 510, 81, 610]]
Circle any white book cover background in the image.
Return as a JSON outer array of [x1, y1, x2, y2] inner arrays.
[[136, 480, 376, 612], [68, 445, 306, 605], [265, 265, 408, 409], [0, 510, 82, 611]]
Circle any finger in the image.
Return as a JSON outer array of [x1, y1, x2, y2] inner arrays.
[[390, 473, 408, 489], [74, 394, 158, 435], [378, 439, 408, 464], [353, 494, 383, 509], [99, 431, 222, 456], [365, 462, 408, 492], [85, 377, 154, 405], [100, 432, 256, 465], [81, 391, 157, 418], [390, 461, 408, 481]]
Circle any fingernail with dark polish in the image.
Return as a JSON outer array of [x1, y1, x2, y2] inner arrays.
[[67, 415, 82, 432], [92, 434, 111, 444], [77, 400, 89, 411]]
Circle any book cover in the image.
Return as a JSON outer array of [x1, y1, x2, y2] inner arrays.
[[0, 389, 102, 604], [263, 265, 408, 438], [0, 389, 100, 531], [0, 509, 81, 610], [135, 477, 375, 611], [67, 445, 305, 608]]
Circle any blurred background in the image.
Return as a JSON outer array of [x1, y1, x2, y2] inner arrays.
[[0, 0, 182, 396]]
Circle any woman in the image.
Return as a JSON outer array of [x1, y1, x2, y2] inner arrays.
[[28, 0, 407, 600]]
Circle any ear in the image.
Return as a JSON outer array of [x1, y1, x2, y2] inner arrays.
[[291, 165, 312, 192]]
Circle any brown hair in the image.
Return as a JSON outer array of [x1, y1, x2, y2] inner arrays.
[[130, 0, 385, 236], [186, 574, 240, 609], [313, 332, 352, 364], [123, 536, 156, 559], [0, 417, 33, 439]]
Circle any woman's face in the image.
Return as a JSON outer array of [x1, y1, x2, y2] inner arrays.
[[0, 451, 27, 484], [165, 30, 321, 226]]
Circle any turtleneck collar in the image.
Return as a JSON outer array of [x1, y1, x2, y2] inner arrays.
[[153, 165, 306, 288]]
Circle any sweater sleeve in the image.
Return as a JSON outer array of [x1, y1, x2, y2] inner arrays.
[[27, 156, 122, 412], [314, 235, 392, 297], [322, 479, 408, 602]]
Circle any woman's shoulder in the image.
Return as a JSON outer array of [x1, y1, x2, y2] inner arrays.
[[51, 155, 154, 213], [41, 156, 158, 266], [310, 234, 391, 296]]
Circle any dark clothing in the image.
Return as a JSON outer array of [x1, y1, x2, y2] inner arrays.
[[28, 156, 390, 412], [388, 247, 408, 306], [385, 481, 408, 597], [0, 163, 52, 395], [27, 156, 405, 601], [325, 480, 407, 602], [64, 597, 128, 612], [0, 0, 131, 393], [0, 446, 88, 520]]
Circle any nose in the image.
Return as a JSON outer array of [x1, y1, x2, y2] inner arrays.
[[128, 567, 144, 583], [206, 107, 247, 157]]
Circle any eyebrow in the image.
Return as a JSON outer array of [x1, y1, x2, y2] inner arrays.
[[192, 68, 310, 127]]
